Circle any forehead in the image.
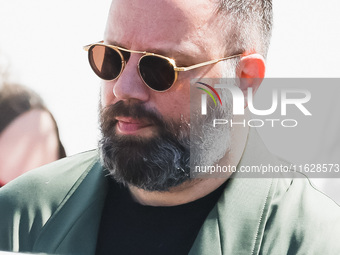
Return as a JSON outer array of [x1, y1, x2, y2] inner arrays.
[[104, 0, 225, 58]]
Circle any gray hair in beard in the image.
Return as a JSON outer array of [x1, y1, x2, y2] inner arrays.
[[190, 61, 236, 175], [99, 101, 191, 191], [190, 85, 233, 174], [99, 93, 233, 190]]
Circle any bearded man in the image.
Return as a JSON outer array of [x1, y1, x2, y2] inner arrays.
[[0, 0, 339, 254]]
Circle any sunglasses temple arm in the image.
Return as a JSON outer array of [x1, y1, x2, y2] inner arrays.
[[83, 40, 105, 51], [83, 45, 90, 51], [175, 54, 243, 72]]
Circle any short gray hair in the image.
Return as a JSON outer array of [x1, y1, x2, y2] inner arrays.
[[216, 0, 273, 59]]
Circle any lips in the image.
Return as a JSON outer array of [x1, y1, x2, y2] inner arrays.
[[116, 117, 152, 135]]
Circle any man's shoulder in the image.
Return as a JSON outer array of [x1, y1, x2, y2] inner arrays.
[[272, 176, 340, 220], [0, 150, 103, 252], [0, 149, 100, 212], [262, 176, 340, 253]]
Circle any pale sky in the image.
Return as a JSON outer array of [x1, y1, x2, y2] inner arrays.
[[0, 0, 339, 159]]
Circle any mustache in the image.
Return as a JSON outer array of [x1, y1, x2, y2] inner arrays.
[[100, 101, 167, 130]]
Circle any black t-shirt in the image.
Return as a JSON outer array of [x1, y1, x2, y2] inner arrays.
[[96, 178, 227, 255]]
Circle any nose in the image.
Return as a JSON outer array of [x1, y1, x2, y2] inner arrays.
[[112, 55, 150, 102]]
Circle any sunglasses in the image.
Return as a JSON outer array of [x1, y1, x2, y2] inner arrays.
[[83, 41, 242, 92]]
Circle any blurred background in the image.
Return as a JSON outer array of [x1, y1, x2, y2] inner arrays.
[[0, 0, 339, 199], [0, 0, 111, 156]]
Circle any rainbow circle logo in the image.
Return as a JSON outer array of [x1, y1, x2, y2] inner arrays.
[[196, 82, 222, 106]]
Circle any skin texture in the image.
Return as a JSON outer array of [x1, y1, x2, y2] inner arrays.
[[0, 109, 59, 186], [102, 0, 265, 206]]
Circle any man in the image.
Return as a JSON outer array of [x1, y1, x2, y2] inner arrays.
[[0, 0, 339, 254]]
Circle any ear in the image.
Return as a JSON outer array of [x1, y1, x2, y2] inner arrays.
[[236, 54, 265, 107]]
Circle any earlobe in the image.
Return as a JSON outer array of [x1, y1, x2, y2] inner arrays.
[[236, 54, 266, 107]]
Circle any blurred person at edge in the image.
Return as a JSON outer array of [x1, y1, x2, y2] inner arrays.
[[0, 83, 66, 187], [0, 0, 340, 255]]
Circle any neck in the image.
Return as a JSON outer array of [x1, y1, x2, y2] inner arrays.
[[128, 178, 227, 206]]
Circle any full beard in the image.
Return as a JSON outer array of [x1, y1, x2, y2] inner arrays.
[[99, 101, 191, 191], [99, 94, 232, 192]]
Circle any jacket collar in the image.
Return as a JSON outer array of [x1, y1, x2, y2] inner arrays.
[[34, 158, 109, 254], [189, 128, 278, 255]]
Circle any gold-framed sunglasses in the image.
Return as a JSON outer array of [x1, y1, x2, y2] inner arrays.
[[83, 41, 242, 92]]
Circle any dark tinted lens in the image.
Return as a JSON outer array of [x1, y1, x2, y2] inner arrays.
[[139, 55, 175, 91], [88, 45, 123, 80], [120, 50, 131, 63]]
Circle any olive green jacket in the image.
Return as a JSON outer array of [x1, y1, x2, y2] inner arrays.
[[0, 130, 339, 254]]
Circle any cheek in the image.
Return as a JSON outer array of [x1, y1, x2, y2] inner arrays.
[[153, 83, 191, 122], [100, 81, 115, 107], [189, 87, 204, 113], [158, 98, 190, 124]]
